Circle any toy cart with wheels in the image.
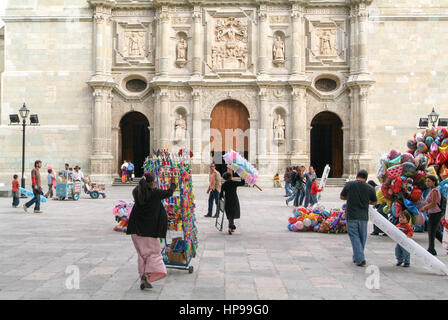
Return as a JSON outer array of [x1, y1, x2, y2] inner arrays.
[[144, 149, 198, 274], [56, 181, 81, 200], [85, 183, 106, 199]]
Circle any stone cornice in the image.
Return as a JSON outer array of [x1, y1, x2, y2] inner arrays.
[[88, 0, 116, 9]]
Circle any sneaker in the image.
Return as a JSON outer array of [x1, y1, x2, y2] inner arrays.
[[23, 204, 28, 213], [396, 262, 402, 266], [33, 210, 43, 214], [403, 263, 410, 267], [356, 261, 366, 267], [370, 232, 379, 236]]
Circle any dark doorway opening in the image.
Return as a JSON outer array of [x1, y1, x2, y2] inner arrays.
[[310, 111, 343, 178], [120, 112, 150, 177]]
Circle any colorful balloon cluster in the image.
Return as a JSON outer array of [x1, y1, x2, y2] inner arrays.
[[287, 206, 347, 234], [223, 150, 259, 186], [376, 127, 448, 226], [112, 200, 134, 232], [143, 150, 198, 257]]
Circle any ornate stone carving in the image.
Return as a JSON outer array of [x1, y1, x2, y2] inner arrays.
[[172, 16, 192, 25], [211, 17, 248, 70], [316, 28, 338, 56], [270, 16, 289, 24], [273, 114, 285, 141], [126, 31, 145, 57]]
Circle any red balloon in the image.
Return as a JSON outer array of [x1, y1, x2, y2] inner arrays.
[[410, 187, 422, 202]]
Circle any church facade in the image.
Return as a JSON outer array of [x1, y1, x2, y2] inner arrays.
[[0, 0, 447, 186]]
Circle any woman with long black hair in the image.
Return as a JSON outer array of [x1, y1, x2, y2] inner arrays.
[[219, 171, 245, 235], [126, 172, 176, 289]]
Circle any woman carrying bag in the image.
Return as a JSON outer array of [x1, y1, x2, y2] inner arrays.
[[126, 172, 177, 290]]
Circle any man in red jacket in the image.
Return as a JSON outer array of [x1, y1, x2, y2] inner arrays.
[[23, 160, 43, 214]]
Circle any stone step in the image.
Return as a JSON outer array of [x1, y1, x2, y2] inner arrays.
[[324, 178, 348, 187], [112, 177, 141, 187]]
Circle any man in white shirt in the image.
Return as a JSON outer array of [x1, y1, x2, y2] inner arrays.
[[72, 166, 84, 181]]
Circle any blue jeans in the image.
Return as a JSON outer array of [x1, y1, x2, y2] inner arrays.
[[207, 189, 219, 216], [12, 192, 19, 207], [286, 186, 297, 204], [395, 244, 410, 264], [294, 188, 305, 207], [309, 194, 318, 206], [304, 188, 312, 207], [25, 188, 41, 211], [284, 181, 292, 196], [346, 219, 368, 264]]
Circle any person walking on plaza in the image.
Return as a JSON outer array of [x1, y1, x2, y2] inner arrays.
[[304, 166, 317, 207], [273, 173, 280, 188], [23, 160, 44, 214], [422, 175, 444, 255], [286, 167, 298, 206], [340, 169, 377, 267], [11, 174, 20, 208], [294, 166, 306, 207], [205, 163, 221, 218], [283, 167, 292, 197], [126, 172, 177, 290], [395, 211, 414, 267], [128, 161, 135, 182], [44, 168, 55, 199], [309, 178, 323, 206], [220, 171, 245, 235]]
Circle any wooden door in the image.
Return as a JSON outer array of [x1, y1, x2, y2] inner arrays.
[[210, 100, 250, 174]]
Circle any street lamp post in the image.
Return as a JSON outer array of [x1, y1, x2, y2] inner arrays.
[[9, 103, 39, 189], [418, 106, 444, 129]]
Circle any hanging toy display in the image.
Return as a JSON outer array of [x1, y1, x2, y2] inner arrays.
[[222, 149, 262, 191], [143, 148, 198, 272]]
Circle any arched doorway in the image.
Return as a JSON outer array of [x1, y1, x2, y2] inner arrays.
[[210, 99, 250, 175], [119, 112, 150, 177], [310, 111, 343, 178]]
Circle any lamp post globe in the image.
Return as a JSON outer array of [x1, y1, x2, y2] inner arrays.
[[428, 107, 439, 128], [19, 103, 30, 120]]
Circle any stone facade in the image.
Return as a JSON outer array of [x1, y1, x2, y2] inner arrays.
[[0, 0, 447, 186]]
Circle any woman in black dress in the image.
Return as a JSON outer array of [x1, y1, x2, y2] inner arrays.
[[219, 171, 245, 235], [126, 172, 176, 290]]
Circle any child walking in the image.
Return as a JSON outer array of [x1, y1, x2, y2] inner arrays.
[[12, 174, 19, 208], [309, 178, 323, 206], [395, 211, 414, 267], [273, 173, 280, 188], [219, 172, 245, 235], [45, 168, 54, 199]]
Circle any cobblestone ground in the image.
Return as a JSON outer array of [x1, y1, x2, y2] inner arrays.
[[0, 184, 447, 300]]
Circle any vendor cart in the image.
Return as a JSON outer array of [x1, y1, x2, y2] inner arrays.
[[144, 150, 198, 273], [56, 181, 81, 200], [83, 179, 106, 199]]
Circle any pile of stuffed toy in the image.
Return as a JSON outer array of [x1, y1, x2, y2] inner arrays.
[[113, 200, 134, 232], [376, 127, 448, 228], [287, 206, 347, 234]]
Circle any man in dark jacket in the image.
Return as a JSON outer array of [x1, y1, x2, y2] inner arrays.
[[286, 167, 298, 206]]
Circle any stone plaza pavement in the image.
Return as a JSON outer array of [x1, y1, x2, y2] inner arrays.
[[0, 184, 447, 300]]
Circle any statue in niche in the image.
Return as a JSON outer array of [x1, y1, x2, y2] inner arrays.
[[174, 114, 187, 142], [273, 36, 285, 61], [273, 114, 285, 141], [177, 38, 187, 61]]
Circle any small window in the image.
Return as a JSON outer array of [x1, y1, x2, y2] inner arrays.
[[126, 79, 147, 93], [315, 78, 338, 92]]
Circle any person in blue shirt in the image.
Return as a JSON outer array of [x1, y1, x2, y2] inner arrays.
[[127, 161, 135, 182]]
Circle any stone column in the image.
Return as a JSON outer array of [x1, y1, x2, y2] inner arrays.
[[159, 88, 170, 149], [290, 2, 305, 76], [291, 86, 307, 155], [349, 5, 358, 73], [159, 6, 170, 77], [192, 6, 202, 77], [191, 88, 202, 169], [88, 0, 115, 183], [258, 87, 269, 156], [249, 119, 258, 166], [358, 2, 369, 75], [359, 86, 370, 154], [257, 4, 269, 76]]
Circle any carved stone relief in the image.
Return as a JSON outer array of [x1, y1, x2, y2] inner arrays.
[[211, 17, 248, 70], [114, 21, 153, 67]]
